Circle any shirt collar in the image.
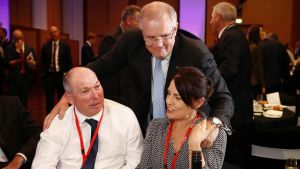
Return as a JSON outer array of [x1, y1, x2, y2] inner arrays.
[[86, 41, 92, 46], [218, 24, 235, 39], [152, 52, 172, 62], [74, 106, 103, 125], [52, 40, 60, 45]]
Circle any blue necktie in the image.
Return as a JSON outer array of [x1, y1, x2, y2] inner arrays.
[[84, 119, 99, 169], [152, 59, 166, 118]]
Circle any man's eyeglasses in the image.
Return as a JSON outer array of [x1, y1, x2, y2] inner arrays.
[[143, 27, 176, 45]]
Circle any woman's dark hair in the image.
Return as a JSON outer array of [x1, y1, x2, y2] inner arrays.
[[248, 25, 261, 44], [172, 67, 213, 109]]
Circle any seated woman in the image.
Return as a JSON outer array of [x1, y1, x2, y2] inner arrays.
[[136, 67, 227, 169]]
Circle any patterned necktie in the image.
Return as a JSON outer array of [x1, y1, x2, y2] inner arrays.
[[84, 119, 99, 169], [152, 59, 166, 118]]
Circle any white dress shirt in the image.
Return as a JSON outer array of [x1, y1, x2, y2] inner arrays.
[[52, 40, 60, 72], [0, 148, 8, 162], [32, 99, 144, 169]]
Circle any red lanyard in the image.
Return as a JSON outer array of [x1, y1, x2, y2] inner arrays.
[[74, 107, 104, 168], [163, 114, 199, 169]]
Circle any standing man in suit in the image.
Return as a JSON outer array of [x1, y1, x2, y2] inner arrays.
[[0, 27, 10, 94], [6, 29, 37, 106], [81, 32, 97, 66], [40, 26, 72, 113], [259, 33, 290, 93], [46, 2, 233, 147], [209, 2, 253, 168], [0, 96, 42, 169], [98, 5, 141, 101]]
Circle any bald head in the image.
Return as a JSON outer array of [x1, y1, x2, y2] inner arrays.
[[50, 26, 59, 32], [13, 29, 24, 41], [63, 67, 97, 92], [139, 1, 177, 29]]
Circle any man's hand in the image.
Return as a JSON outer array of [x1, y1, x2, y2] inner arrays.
[[26, 58, 36, 68], [3, 155, 24, 169], [14, 40, 23, 51], [9, 59, 22, 66], [201, 120, 220, 148], [43, 94, 69, 129]]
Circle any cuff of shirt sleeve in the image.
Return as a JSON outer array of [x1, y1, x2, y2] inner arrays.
[[16, 153, 27, 163], [211, 117, 232, 135], [222, 123, 232, 135]]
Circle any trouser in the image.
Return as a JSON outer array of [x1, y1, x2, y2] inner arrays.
[[43, 71, 64, 114]]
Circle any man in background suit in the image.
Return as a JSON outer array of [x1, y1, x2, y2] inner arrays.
[[97, 5, 141, 56], [259, 33, 290, 93], [209, 2, 253, 168], [0, 96, 41, 169], [0, 27, 10, 94], [40, 26, 72, 113], [81, 32, 97, 66], [98, 5, 141, 102], [6, 29, 37, 107]]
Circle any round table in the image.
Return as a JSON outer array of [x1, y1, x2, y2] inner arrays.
[[253, 109, 299, 148]]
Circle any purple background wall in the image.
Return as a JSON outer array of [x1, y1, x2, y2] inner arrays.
[[0, 0, 10, 38], [179, 0, 206, 40]]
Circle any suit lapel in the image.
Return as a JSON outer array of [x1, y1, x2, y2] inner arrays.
[[138, 48, 152, 94], [165, 36, 181, 92], [23, 44, 29, 57]]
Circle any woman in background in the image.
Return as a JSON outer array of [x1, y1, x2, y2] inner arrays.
[[248, 25, 265, 99]]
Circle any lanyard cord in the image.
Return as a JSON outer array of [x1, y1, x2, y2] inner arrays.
[[74, 107, 104, 168], [163, 114, 199, 169]]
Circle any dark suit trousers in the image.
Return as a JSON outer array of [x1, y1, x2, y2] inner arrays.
[[42, 72, 64, 113]]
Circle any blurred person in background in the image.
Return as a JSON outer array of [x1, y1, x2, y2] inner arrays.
[[6, 29, 37, 107], [97, 5, 141, 102], [81, 32, 97, 66], [0, 27, 10, 94], [259, 31, 290, 93], [247, 25, 265, 98], [0, 96, 41, 169], [210, 2, 253, 168], [40, 26, 72, 114], [98, 5, 141, 56]]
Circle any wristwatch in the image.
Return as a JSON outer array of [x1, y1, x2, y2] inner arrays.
[[209, 117, 223, 128]]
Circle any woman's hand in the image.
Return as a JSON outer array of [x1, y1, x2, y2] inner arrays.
[[189, 119, 219, 150]]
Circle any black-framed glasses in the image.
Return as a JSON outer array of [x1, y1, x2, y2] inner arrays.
[[143, 27, 176, 45]]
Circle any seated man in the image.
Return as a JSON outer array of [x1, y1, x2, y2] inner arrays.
[[32, 67, 143, 169], [0, 96, 42, 169]]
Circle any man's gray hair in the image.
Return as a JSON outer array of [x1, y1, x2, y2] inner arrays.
[[139, 1, 177, 28], [213, 2, 237, 22]]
